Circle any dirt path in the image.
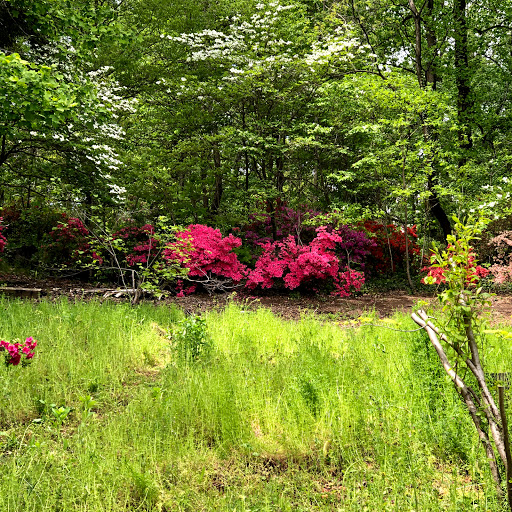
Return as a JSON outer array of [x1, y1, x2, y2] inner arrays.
[[167, 291, 434, 320], [169, 292, 508, 323], [1, 272, 511, 323]]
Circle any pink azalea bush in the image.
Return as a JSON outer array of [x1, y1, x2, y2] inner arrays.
[[110, 224, 159, 267], [34, 213, 367, 299], [164, 222, 365, 297], [487, 230, 512, 284], [242, 204, 373, 267], [163, 224, 248, 292], [0, 337, 37, 366], [0, 217, 6, 257], [246, 226, 365, 296]]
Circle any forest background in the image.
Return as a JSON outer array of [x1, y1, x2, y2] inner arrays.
[[2, 0, 512, 295]]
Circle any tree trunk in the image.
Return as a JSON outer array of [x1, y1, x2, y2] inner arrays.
[[267, 198, 278, 241], [408, 0, 452, 239], [402, 154, 415, 292], [427, 175, 452, 239], [425, 0, 437, 89], [408, 0, 424, 87], [453, 0, 473, 152]]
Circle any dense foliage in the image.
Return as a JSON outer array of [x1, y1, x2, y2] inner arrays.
[[3, 0, 512, 504], [1, 0, 512, 290]]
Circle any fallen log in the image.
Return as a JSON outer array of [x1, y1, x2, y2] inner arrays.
[[0, 287, 42, 299]]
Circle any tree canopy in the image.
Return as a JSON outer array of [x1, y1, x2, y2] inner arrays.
[[2, 0, 512, 241]]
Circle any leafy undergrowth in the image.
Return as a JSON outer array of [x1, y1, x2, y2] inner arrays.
[[0, 299, 510, 511]]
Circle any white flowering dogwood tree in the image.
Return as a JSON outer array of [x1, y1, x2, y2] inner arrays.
[[124, 0, 371, 223], [0, 0, 134, 207]]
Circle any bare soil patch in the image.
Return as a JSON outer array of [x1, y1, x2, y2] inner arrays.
[[167, 293, 512, 325], [1, 271, 511, 324], [167, 291, 435, 321]]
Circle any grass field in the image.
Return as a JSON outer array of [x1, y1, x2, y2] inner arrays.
[[0, 297, 510, 511]]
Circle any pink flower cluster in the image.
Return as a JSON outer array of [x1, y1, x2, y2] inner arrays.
[[50, 217, 89, 248], [164, 224, 248, 282], [0, 337, 37, 366], [422, 249, 490, 285], [163, 224, 365, 296], [0, 217, 6, 256], [111, 224, 159, 266], [43, 216, 91, 265], [246, 227, 365, 296]]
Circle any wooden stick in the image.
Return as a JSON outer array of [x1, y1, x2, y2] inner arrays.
[[411, 311, 503, 492]]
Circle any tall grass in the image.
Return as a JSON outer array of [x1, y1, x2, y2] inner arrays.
[[0, 298, 509, 511]]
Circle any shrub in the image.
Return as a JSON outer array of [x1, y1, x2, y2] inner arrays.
[[85, 217, 186, 301], [362, 220, 421, 275], [163, 224, 248, 293], [40, 216, 97, 267], [472, 213, 512, 266], [0, 204, 64, 264], [243, 205, 374, 270], [173, 315, 211, 361], [110, 224, 159, 267], [0, 218, 6, 258], [413, 217, 507, 496], [486, 230, 512, 284], [422, 243, 490, 285], [42, 220, 164, 274], [332, 223, 375, 268], [246, 226, 365, 296]]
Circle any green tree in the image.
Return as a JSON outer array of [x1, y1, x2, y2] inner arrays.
[[123, 0, 370, 226], [0, 0, 133, 208], [328, 0, 512, 237]]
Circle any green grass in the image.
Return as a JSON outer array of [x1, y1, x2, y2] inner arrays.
[[0, 297, 509, 511]]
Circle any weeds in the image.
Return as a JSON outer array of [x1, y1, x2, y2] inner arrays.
[[173, 314, 211, 362], [0, 298, 508, 510]]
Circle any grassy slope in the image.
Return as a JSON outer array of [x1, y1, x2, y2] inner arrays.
[[0, 298, 508, 511]]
